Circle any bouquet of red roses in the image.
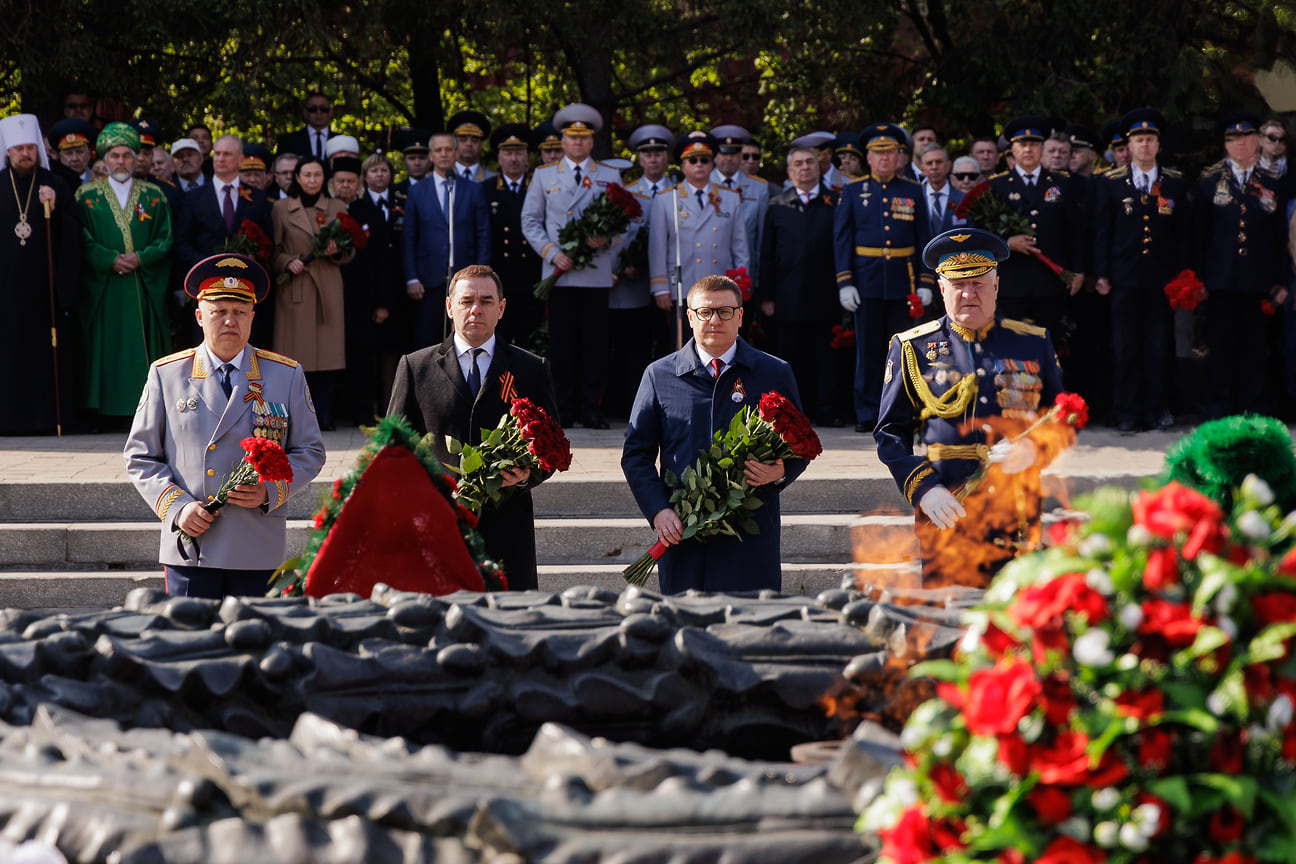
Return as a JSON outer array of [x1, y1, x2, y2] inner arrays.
[[726, 266, 753, 302], [277, 212, 368, 284], [217, 219, 272, 260], [1163, 269, 1205, 311], [861, 471, 1296, 863], [622, 391, 823, 585], [955, 181, 1076, 286], [534, 183, 642, 300], [446, 397, 573, 515], [177, 437, 294, 561], [906, 292, 925, 318], [830, 323, 856, 350]]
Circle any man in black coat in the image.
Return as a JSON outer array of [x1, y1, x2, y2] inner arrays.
[[759, 143, 842, 425], [388, 265, 560, 590], [173, 134, 274, 347], [1091, 108, 1191, 432], [987, 115, 1085, 336], [276, 92, 338, 162]]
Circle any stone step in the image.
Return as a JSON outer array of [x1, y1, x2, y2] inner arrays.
[[0, 469, 1146, 523], [0, 513, 881, 568], [0, 563, 884, 609]]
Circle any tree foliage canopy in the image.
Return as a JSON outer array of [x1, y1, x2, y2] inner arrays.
[[2, 0, 1292, 159]]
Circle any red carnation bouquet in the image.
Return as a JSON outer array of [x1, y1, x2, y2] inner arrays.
[[177, 437, 294, 561], [955, 181, 1076, 286], [957, 391, 1089, 501], [1163, 268, 1205, 310], [446, 397, 572, 515], [830, 323, 856, 350], [534, 182, 642, 300], [622, 391, 822, 585], [217, 218, 272, 260], [861, 470, 1296, 863], [726, 266, 753, 302], [906, 292, 925, 318], [277, 212, 368, 284]]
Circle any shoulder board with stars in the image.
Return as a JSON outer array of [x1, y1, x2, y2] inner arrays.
[[896, 319, 943, 342], [154, 348, 196, 367], [254, 348, 300, 368], [1001, 318, 1048, 337]]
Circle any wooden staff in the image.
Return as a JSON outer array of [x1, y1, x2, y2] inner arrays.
[[43, 197, 62, 436]]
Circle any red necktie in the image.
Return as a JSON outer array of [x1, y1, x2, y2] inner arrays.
[[711, 358, 723, 379]]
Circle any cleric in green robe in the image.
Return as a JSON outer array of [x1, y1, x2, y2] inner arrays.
[[76, 122, 173, 419]]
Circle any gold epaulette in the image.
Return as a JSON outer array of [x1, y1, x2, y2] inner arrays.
[[1051, 169, 1071, 178], [155, 348, 196, 367], [1105, 166, 1130, 180], [1199, 160, 1228, 178], [629, 190, 650, 200], [538, 159, 561, 168], [717, 184, 741, 195], [989, 170, 1011, 180], [1001, 318, 1047, 337], [895, 319, 942, 342], [747, 174, 768, 185], [843, 175, 869, 188], [254, 348, 299, 368], [1162, 167, 1183, 179]]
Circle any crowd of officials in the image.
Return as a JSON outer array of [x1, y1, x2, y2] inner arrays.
[[5, 87, 1296, 439]]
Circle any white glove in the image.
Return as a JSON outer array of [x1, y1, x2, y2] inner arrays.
[[919, 486, 966, 530], [839, 285, 860, 312], [917, 287, 933, 306], [988, 438, 1038, 474]]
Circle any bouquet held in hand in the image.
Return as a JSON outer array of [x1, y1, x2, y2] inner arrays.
[[177, 437, 294, 561], [216, 219, 272, 260], [276, 212, 368, 284], [534, 183, 641, 300], [622, 392, 822, 585], [955, 182, 1076, 286], [446, 398, 572, 516]]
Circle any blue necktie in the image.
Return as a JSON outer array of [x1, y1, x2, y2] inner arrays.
[[466, 347, 484, 396], [219, 363, 234, 400]]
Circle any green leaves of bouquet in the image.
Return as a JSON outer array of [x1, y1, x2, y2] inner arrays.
[[861, 473, 1296, 864]]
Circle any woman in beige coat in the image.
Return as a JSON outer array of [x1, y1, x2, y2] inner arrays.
[[272, 155, 355, 429]]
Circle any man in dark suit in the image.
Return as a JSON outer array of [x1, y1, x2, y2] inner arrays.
[[759, 143, 841, 425], [173, 134, 274, 348], [622, 274, 807, 594], [987, 115, 1085, 335], [276, 92, 337, 162], [918, 145, 967, 234], [389, 265, 559, 590], [483, 123, 543, 349], [402, 132, 492, 350], [1092, 108, 1191, 432]]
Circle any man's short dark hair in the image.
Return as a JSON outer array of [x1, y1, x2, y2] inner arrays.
[[1047, 130, 1070, 144], [304, 91, 332, 105], [687, 275, 742, 307], [913, 124, 939, 138], [449, 264, 505, 298], [971, 135, 997, 147], [188, 123, 211, 136]]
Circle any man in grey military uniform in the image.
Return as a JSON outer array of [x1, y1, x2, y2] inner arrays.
[[711, 124, 768, 294], [647, 130, 750, 346], [608, 124, 673, 414], [124, 253, 326, 598], [520, 102, 623, 428]]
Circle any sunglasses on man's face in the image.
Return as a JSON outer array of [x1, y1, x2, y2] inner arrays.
[[1265, 134, 1286, 143], [65, 101, 91, 110], [741, 154, 761, 161], [684, 156, 712, 165], [306, 105, 332, 114], [952, 172, 979, 181]]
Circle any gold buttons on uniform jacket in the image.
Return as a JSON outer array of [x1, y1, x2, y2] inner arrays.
[[207, 469, 215, 476], [208, 444, 216, 451]]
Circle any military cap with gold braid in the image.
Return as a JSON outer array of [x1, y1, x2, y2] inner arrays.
[[49, 118, 96, 151], [674, 130, 717, 161], [184, 253, 271, 304], [490, 122, 531, 151], [1003, 115, 1050, 143], [861, 123, 906, 151], [923, 228, 1010, 280], [447, 110, 491, 140], [240, 142, 271, 171], [553, 103, 602, 137]]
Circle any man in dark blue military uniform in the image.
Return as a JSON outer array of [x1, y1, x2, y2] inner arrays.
[[833, 123, 935, 433], [1193, 112, 1289, 419], [483, 123, 544, 348], [986, 115, 1085, 336], [876, 229, 1065, 586], [1091, 108, 1191, 432]]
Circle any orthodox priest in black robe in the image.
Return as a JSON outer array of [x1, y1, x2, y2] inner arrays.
[[0, 114, 81, 434]]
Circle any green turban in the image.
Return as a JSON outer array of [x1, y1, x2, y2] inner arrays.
[[96, 122, 140, 157]]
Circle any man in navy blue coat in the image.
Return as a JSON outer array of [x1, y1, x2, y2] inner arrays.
[[622, 274, 807, 594], [402, 133, 492, 350]]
